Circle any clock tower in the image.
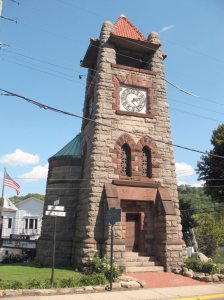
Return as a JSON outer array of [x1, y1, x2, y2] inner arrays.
[[72, 15, 185, 271]]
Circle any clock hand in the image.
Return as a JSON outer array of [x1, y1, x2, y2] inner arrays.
[[131, 97, 140, 106]]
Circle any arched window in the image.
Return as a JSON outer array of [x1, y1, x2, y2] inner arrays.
[[121, 144, 131, 177], [142, 146, 152, 177]]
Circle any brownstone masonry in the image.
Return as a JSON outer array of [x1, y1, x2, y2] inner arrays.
[[36, 15, 185, 272]]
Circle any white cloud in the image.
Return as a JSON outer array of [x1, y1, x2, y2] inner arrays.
[[191, 181, 205, 187], [177, 180, 188, 186], [20, 163, 48, 182], [0, 149, 39, 166], [160, 25, 175, 32], [175, 162, 195, 178]]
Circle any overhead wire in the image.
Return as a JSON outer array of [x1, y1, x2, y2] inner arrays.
[[1, 87, 224, 160]]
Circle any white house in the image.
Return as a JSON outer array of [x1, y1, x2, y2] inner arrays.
[[0, 197, 44, 261]]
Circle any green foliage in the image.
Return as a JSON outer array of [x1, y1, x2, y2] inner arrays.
[[0, 263, 108, 290], [0, 279, 24, 290], [197, 124, 224, 202], [26, 279, 51, 289], [0, 274, 108, 290], [193, 213, 224, 257], [9, 193, 45, 203], [84, 251, 122, 281], [79, 274, 107, 286], [184, 257, 221, 274], [1, 254, 29, 264]]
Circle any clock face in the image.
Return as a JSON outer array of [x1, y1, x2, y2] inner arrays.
[[120, 86, 147, 113]]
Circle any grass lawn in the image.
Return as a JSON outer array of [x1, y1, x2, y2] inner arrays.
[[0, 263, 81, 283]]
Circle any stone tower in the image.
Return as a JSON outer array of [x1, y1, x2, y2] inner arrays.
[[37, 16, 185, 271]]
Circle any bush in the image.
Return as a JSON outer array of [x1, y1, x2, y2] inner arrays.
[[0, 279, 24, 290], [79, 273, 107, 286], [184, 257, 219, 274], [1, 253, 28, 264], [26, 279, 51, 289], [84, 251, 122, 281], [193, 214, 223, 257]]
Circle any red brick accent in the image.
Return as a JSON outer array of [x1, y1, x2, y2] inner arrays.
[[136, 136, 160, 179], [114, 134, 160, 181], [112, 72, 155, 117], [121, 201, 153, 253], [114, 134, 135, 177]]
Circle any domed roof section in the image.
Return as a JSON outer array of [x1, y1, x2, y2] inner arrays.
[[50, 133, 82, 159]]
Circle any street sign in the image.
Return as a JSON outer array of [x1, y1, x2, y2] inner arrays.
[[54, 199, 60, 206], [47, 205, 64, 211], [45, 211, 66, 217], [105, 208, 122, 225]]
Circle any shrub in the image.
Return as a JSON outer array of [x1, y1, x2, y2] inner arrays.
[[184, 257, 219, 274], [26, 279, 52, 289], [79, 273, 107, 286], [0, 280, 24, 290], [84, 251, 122, 281], [1, 253, 28, 264], [59, 277, 79, 288]]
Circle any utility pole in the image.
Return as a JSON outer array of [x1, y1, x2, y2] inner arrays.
[[0, 0, 3, 17], [0, 0, 18, 23]]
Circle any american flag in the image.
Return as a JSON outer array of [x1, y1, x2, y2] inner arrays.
[[4, 171, 20, 195]]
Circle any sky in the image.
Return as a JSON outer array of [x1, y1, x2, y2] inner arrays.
[[0, 0, 224, 197]]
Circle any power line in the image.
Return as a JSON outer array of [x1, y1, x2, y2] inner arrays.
[[1, 87, 224, 160], [170, 98, 224, 117], [170, 107, 222, 123], [4, 48, 75, 72]]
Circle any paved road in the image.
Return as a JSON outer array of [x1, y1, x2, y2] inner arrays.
[[1, 284, 224, 300]]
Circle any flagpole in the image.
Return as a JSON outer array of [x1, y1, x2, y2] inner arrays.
[[1, 168, 6, 208], [0, 168, 6, 237]]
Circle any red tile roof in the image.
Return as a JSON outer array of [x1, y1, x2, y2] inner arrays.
[[113, 15, 146, 41]]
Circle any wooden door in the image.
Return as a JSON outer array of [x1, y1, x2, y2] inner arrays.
[[125, 214, 139, 251]]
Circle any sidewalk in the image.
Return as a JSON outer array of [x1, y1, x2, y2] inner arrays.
[[126, 271, 207, 288], [1, 284, 224, 300]]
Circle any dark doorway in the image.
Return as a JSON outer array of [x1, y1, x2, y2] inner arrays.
[[125, 213, 139, 251]]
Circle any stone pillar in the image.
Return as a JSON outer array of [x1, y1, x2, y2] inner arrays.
[[72, 21, 118, 265]]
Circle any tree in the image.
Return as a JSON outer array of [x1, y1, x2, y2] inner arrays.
[[9, 193, 45, 203], [194, 213, 224, 257], [197, 124, 224, 202], [178, 185, 215, 246]]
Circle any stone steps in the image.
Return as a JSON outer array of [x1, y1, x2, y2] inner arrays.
[[126, 265, 164, 273], [125, 261, 161, 267], [124, 252, 164, 273]]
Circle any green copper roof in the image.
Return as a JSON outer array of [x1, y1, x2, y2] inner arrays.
[[50, 133, 82, 159]]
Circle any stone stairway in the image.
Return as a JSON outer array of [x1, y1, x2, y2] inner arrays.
[[125, 252, 164, 273]]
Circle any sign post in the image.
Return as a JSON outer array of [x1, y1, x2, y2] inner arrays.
[[45, 199, 66, 288], [110, 223, 114, 291], [105, 207, 121, 291]]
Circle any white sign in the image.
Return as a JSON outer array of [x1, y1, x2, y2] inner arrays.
[[45, 210, 66, 217], [47, 205, 64, 211], [54, 199, 60, 205], [2, 239, 36, 249]]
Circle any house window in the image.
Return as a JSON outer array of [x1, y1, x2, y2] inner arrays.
[[25, 218, 38, 230], [142, 146, 152, 177], [29, 219, 34, 229], [121, 144, 131, 176], [25, 219, 28, 229], [8, 218, 12, 229], [35, 219, 38, 229]]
